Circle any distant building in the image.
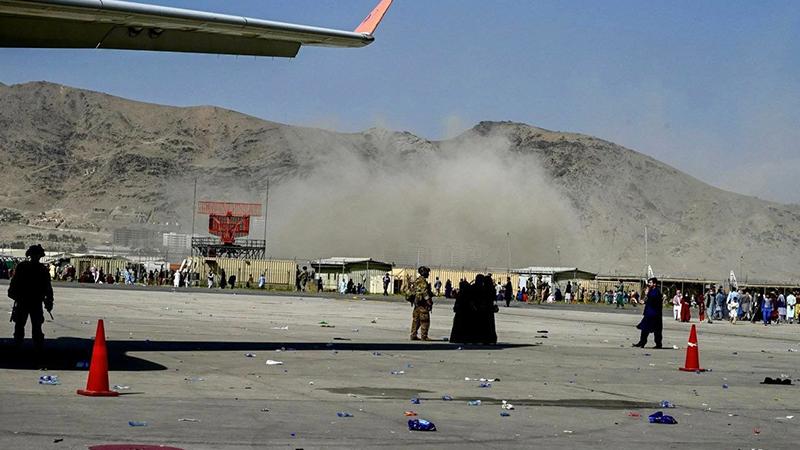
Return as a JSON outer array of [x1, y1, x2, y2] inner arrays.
[[112, 228, 160, 248], [163, 232, 191, 259]]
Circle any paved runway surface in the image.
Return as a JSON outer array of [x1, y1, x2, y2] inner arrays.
[[1, 285, 798, 449]]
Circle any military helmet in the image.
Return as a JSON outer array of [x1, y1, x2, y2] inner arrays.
[[26, 244, 45, 258], [417, 266, 430, 277]]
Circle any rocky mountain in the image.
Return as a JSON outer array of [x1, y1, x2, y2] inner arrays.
[[1, 81, 797, 282]]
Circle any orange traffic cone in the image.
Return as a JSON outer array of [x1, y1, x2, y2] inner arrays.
[[679, 324, 707, 372], [77, 319, 119, 397]]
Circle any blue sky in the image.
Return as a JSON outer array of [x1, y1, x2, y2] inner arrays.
[[2, 0, 799, 203]]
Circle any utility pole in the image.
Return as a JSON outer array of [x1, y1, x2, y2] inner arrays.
[[191, 177, 197, 239], [506, 232, 511, 276], [264, 178, 269, 257], [644, 225, 648, 276]]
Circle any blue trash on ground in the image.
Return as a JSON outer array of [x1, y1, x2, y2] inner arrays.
[[659, 400, 675, 408], [38, 375, 60, 385], [336, 412, 353, 418], [408, 419, 437, 431], [128, 421, 148, 427], [648, 411, 677, 424]]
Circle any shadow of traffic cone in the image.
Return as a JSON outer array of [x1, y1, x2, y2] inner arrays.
[[77, 319, 119, 397], [679, 324, 707, 372]]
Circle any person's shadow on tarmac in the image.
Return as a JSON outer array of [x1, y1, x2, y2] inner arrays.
[[0, 338, 532, 371]]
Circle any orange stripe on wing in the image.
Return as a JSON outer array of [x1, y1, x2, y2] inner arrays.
[[354, 0, 394, 35]]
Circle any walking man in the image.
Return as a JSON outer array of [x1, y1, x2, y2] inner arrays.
[[382, 272, 391, 296], [633, 277, 662, 349], [672, 290, 682, 320]]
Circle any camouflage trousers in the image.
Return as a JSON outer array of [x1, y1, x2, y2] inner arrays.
[[410, 306, 430, 339]]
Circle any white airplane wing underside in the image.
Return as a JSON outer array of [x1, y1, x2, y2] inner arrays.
[[0, 0, 393, 57]]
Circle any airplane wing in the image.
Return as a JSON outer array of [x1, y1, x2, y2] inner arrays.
[[0, 0, 393, 57]]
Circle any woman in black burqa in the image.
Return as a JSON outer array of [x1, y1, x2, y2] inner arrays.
[[450, 274, 497, 344]]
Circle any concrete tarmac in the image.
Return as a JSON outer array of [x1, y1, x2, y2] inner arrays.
[[1, 286, 798, 449]]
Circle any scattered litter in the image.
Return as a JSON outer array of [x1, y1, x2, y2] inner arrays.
[[479, 382, 492, 388], [38, 375, 60, 385], [184, 376, 204, 382], [319, 321, 328, 324], [336, 412, 354, 418], [260, 408, 270, 412], [372, 352, 382, 356], [500, 412, 511, 417], [753, 427, 761, 435], [266, 360, 284, 366], [128, 421, 148, 427], [467, 400, 481, 406], [390, 370, 405, 375], [442, 395, 453, 401], [351, 328, 359, 332], [722, 384, 729, 389], [271, 326, 289, 330], [53, 438, 63, 443], [408, 419, 437, 431], [244, 353, 256, 358], [75, 361, 89, 369], [404, 411, 417, 417], [347, 393, 358, 398], [761, 377, 792, 385], [178, 418, 200, 422], [309, 381, 315, 385], [411, 397, 421, 404], [501, 400, 514, 410], [672, 345, 679, 350], [320, 324, 336, 328], [648, 411, 677, 424], [627, 412, 641, 418], [406, 364, 414, 368], [536, 330, 549, 333], [81, 321, 91, 325], [563, 430, 573, 434], [112, 385, 130, 391], [789, 348, 797, 352], [787, 416, 795, 419], [659, 400, 675, 408], [370, 318, 378, 323], [333, 337, 350, 340]]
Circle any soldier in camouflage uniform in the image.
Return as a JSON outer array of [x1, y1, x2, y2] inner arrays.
[[8, 244, 54, 350], [410, 266, 433, 341]]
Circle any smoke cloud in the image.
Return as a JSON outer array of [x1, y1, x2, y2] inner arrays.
[[251, 130, 583, 268]]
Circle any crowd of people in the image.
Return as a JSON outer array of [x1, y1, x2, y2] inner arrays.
[[668, 286, 798, 326]]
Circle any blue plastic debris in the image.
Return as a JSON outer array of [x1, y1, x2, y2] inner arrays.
[[648, 411, 677, 424], [38, 375, 60, 385], [408, 419, 437, 431]]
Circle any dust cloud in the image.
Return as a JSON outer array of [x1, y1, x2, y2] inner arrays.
[[250, 130, 584, 268]]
